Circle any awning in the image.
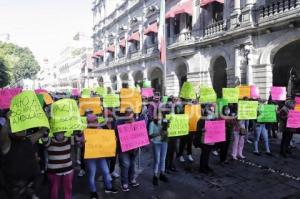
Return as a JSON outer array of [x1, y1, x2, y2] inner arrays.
[[119, 39, 126, 48], [128, 32, 140, 42], [144, 22, 158, 35], [93, 50, 104, 57], [200, 0, 224, 8], [166, 0, 193, 19], [106, 45, 115, 52]]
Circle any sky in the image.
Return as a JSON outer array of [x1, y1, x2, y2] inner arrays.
[[0, 0, 93, 66]]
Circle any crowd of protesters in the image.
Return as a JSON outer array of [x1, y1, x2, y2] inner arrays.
[[0, 84, 299, 199]]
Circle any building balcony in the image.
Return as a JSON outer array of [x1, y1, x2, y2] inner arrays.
[[204, 20, 226, 37], [144, 44, 159, 56], [168, 31, 192, 46], [257, 0, 300, 26]]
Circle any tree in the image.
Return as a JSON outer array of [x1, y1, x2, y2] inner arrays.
[[0, 57, 10, 87], [0, 42, 40, 85]]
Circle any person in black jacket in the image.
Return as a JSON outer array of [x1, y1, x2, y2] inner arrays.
[[194, 104, 216, 174]]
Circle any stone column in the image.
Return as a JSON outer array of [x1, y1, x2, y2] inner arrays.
[[116, 74, 122, 92], [252, 64, 273, 100], [230, 0, 241, 28], [241, 0, 255, 26], [128, 71, 135, 88], [169, 18, 175, 43], [103, 73, 112, 90], [234, 47, 242, 85]]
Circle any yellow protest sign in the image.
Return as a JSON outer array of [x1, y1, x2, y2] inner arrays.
[[239, 86, 251, 99], [41, 92, 54, 105], [120, 88, 142, 113], [238, 100, 258, 120], [79, 97, 102, 116], [96, 87, 107, 96], [184, 104, 201, 132], [223, 88, 239, 103], [81, 88, 91, 98], [84, 129, 116, 159], [81, 117, 87, 129], [166, 114, 189, 137], [10, 91, 50, 133], [50, 99, 83, 133]]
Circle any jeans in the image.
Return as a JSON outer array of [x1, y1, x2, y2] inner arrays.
[[254, 124, 270, 153], [232, 131, 245, 158], [48, 171, 73, 199], [86, 159, 112, 191], [152, 142, 168, 175], [119, 150, 138, 185]]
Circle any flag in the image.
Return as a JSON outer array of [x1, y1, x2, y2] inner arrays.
[[158, 0, 166, 64]]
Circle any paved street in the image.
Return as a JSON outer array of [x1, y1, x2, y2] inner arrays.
[[38, 133, 300, 199]]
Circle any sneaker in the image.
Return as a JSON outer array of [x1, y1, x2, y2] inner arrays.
[[247, 139, 253, 144], [159, 174, 169, 183], [153, 176, 158, 186], [105, 187, 118, 194], [212, 150, 219, 156], [111, 171, 119, 179], [129, 180, 140, 187], [90, 192, 98, 199], [232, 156, 238, 160], [187, 155, 194, 162], [170, 167, 178, 172], [238, 155, 246, 159], [78, 169, 85, 177], [179, 156, 185, 162], [253, 151, 261, 156], [121, 184, 130, 192]]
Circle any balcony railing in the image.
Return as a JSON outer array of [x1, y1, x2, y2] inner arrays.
[[204, 20, 225, 37], [168, 31, 192, 45], [258, 0, 300, 21], [144, 44, 159, 55]]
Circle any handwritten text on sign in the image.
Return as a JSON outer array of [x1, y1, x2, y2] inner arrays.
[[199, 87, 216, 103], [223, 88, 239, 103], [180, 82, 196, 100], [50, 99, 83, 134], [257, 104, 277, 123], [287, 110, 300, 128], [238, 100, 258, 120], [141, 88, 154, 98], [103, 94, 120, 108], [120, 88, 142, 113], [204, 120, 226, 144], [10, 91, 49, 133], [0, 88, 22, 109], [166, 114, 189, 137], [117, 120, 150, 152], [84, 129, 116, 159]]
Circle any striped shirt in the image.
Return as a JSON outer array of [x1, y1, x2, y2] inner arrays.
[[43, 137, 73, 175]]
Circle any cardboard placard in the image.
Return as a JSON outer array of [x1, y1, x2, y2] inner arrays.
[[199, 87, 217, 103], [103, 94, 120, 108], [238, 100, 258, 120], [0, 88, 22, 109], [184, 104, 201, 132], [79, 97, 102, 116], [179, 82, 196, 100], [223, 88, 239, 103], [271, 87, 286, 101], [120, 88, 142, 113], [257, 104, 277, 123], [166, 114, 189, 137], [204, 120, 226, 144]]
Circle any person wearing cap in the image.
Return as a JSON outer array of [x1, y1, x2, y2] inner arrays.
[[116, 108, 140, 192], [84, 112, 118, 198]]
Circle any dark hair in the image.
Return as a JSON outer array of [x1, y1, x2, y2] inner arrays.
[[222, 105, 230, 115]]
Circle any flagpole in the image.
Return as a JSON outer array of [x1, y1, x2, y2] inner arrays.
[[159, 0, 167, 96]]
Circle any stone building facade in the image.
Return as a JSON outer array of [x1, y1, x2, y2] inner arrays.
[[92, 0, 300, 99]]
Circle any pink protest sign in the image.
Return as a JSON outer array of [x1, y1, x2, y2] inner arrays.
[[250, 85, 260, 99], [204, 120, 226, 144], [141, 88, 154, 98], [271, 87, 286, 101], [72, 89, 80, 96], [117, 120, 150, 152], [0, 88, 22, 109], [287, 110, 300, 128], [35, 89, 48, 94], [295, 97, 300, 104]]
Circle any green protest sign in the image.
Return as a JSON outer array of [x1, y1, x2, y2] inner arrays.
[[82, 88, 91, 98], [257, 104, 277, 123], [103, 94, 120, 108], [81, 117, 87, 129], [199, 87, 217, 103], [217, 98, 228, 115], [97, 116, 105, 123], [50, 99, 83, 134], [179, 82, 196, 100], [223, 88, 239, 103], [162, 96, 169, 103], [10, 91, 50, 133], [143, 80, 151, 88], [166, 114, 189, 137], [238, 100, 258, 120], [96, 87, 107, 96]]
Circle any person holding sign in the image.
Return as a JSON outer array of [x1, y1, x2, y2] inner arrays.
[[84, 113, 118, 198], [194, 104, 216, 174], [278, 100, 296, 157], [116, 109, 140, 192], [253, 102, 274, 156], [148, 115, 169, 186]]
